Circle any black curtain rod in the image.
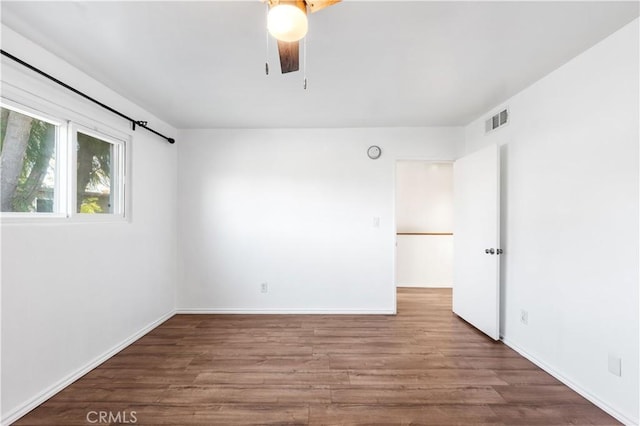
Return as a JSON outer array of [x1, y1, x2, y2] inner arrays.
[[1, 50, 175, 144]]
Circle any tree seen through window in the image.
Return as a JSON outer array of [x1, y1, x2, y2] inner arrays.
[[77, 132, 113, 214], [0, 107, 56, 212]]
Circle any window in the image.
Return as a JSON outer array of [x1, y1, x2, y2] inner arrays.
[[1, 105, 62, 214], [1, 100, 127, 220], [75, 129, 124, 215]]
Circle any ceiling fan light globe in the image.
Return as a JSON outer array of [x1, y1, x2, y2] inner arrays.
[[267, 4, 308, 42]]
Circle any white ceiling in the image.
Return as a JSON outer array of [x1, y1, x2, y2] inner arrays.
[[1, 1, 638, 129]]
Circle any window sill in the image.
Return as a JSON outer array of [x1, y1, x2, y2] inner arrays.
[[1, 214, 129, 225]]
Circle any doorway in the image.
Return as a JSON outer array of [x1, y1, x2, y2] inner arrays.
[[395, 161, 454, 288]]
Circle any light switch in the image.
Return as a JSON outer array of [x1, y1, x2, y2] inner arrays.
[[373, 217, 380, 228]]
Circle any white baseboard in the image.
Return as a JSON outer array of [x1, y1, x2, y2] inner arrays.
[[500, 336, 637, 426], [176, 308, 395, 315], [2, 310, 175, 426]]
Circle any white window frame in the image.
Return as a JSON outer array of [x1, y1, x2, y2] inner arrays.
[[0, 99, 68, 219], [70, 124, 127, 221], [1, 96, 130, 223]]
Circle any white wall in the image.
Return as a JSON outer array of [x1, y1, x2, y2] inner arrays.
[[1, 26, 178, 423], [396, 162, 453, 233], [395, 162, 453, 287], [177, 127, 463, 312], [464, 19, 639, 424], [396, 235, 453, 287]]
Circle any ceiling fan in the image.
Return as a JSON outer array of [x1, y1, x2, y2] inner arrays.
[[265, 0, 341, 74]]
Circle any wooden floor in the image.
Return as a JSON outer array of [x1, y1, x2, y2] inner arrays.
[[15, 288, 618, 425]]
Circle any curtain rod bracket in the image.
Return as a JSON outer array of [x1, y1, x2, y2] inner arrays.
[[132, 120, 148, 131]]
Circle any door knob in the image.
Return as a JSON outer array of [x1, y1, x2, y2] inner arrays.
[[485, 248, 495, 255]]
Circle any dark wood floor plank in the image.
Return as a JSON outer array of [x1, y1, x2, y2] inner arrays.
[[494, 369, 562, 385], [13, 402, 310, 425], [194, 371, 350, 385], [186, 354, 331, 372], [12, 288, 620, 425], [347, 369, 509, 386], [309, 403, 501, 425], [329, 353, 472, 370], [329, 385, 507, 404], [159, 385, 332, 404], [456, 355, 540, 370], [492, 384, 593, 405], [489, 404, 620, 425]]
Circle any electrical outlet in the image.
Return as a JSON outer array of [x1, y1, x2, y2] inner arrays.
[[260, 282, 268, 293], [608, 354, 622, 377], [520, 309, 528, 325]]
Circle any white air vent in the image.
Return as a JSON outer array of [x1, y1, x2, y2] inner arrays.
[[485, 108, 509, 134]]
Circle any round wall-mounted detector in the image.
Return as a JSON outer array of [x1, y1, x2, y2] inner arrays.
[[367, 145, 382, 160]]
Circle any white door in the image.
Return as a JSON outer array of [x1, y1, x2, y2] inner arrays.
[[453, 144, 501, 340]]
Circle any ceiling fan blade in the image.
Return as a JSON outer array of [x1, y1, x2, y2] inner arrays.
[[268, 0, 304, 73], [305, 0, 341, 13], [277, 39, 299, 73]]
